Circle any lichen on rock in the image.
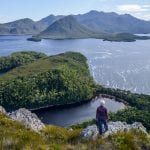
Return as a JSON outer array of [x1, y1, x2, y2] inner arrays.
[[80, 121, 147, 139], [7, 108, 45, 132]]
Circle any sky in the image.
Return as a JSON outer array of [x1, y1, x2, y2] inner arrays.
[[0, 0, 150, 23]]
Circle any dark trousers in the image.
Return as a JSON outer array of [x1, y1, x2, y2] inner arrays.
[[97, 119, 108, 135]]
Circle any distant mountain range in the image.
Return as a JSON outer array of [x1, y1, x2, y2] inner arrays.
[[75, 10, 150, 34], [34, 15, 149, 41], [0, 10, 150, 36], [0, 18, 45, 35], [37, 15, 105, 39]]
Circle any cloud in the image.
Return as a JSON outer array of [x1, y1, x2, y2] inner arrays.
[[141, 14, 150, 20], [117, 4, 150, 13]]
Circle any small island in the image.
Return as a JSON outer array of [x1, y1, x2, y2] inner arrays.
[[103, 33, 150, 42], [27, 37, 42, 42]]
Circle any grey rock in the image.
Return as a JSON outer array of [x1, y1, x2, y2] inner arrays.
[[7, 108, 45, 132], [81, 121, 147, 139], [0, 106, 6, 114]]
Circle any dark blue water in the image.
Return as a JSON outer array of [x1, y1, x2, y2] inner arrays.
[[35, 98, 125, 127]]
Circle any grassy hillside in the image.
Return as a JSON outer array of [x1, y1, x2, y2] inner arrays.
[[0, 112, 149, 150], [0, 51, 95, 111], [0, 51, 46, 73]]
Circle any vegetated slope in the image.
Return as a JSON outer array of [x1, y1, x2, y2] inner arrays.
[[0, 112, 149, 150], [0, 52, 95, 111], [0, 18, 45, 35], [0, 51, 46, 73], [38, 15, 104, 39], [75, 10, 150, 34]]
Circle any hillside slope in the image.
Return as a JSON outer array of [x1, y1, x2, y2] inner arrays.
[[38, 15, 102, 39], [0, 51, 46, 73], [1, 10, 150, 35], [0, 18, 45, 35], [37, 15, 150, 41], [38, 10, 150, 34], [38, 14, 64, 27], [0, 51, 95, 111], [75, 10, 150, 34], [0, 109, 149, 150]]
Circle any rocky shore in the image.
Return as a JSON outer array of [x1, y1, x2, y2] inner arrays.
[[0, 105, 148, 138]]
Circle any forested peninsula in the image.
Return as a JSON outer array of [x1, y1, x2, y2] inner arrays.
[[0, 51, 150, 131], [0, 51, 95, 111]]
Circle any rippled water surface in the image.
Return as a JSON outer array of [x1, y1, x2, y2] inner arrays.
[[0, 35, 150, 94]]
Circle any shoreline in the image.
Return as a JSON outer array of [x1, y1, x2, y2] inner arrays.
[[31, 93, 127, 113], [31, 98, 93, 113]]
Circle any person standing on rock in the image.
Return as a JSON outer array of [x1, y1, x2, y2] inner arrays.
[[96, 99, 108, 135]]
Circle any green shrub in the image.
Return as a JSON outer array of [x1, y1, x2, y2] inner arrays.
[[0, 51, 46, 73], [0, 52, 95, 111]]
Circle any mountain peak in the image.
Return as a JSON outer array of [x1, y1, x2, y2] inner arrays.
[[38, 14, 64, 27], [88, 10, 100, 14], [38, 15, 97, 39], [56, 15, 78, 25]]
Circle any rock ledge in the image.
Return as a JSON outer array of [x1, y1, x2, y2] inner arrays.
[[81, 121, 147, 138], [7, 108, 45, 132]]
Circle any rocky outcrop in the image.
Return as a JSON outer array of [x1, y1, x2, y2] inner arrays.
[[7, 108, 45, 132], [0, 106, 6, 114], [81, 121, 147, 139]]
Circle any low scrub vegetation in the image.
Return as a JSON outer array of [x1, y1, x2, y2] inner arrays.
[[0, 112, 149, 150], [0, 51, 46, 73], [0, 51, 95, 111]]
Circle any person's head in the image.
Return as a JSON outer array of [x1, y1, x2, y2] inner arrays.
[[100, 99, 105, 106]]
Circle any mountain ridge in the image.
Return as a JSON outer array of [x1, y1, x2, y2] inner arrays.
[[0, 18, 45, 35], [74, 10, 150, 33], [39, 10, 150, 34], [36, 15, 150, 41], [38, 15, 103, 39], [0, 10, 150, 35]]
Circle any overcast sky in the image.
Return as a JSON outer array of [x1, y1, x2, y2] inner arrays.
[[0, 0, 150, 23]]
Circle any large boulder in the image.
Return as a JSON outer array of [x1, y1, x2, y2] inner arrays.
[[7, 108, 45, 132], [80, 121, 147, 139], [0, 106, 6, 114]]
